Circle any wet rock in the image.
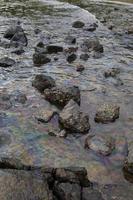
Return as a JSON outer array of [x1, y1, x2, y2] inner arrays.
[[0, 169, 52, 200], [9, 90, 27, 104], [10, 29, 28, 47], [35, 108, 56, 123], [32, 74, 55, 93], [82, 188, 104, 200], [43, 86, 80, 107], [127, 27, 133, 35], [36, 41, 45, 48], [85, 135, 115, 156], [72, 20, 85, 28], [48, 128, 67, 138], [0, 57, 15, 67], [95, 104, 120, 123], [76, 64, 85, 72], [85, 23, 98, 32], [46, 45, 63, 54], [65, 35, 76, 44], [82, 38, 104, 53], [54, 167, 90, 187], [33, 52, 51, 66], [59, 100, 90, 133], [80, 53, 89, 61], [124, 142, 133, 175], [53, 182, 81, 200], [104, 68, 120, 78], [67, 53, 77, 63], [4, 25, 23, 40]]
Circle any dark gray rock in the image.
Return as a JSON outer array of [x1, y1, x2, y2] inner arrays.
[[67, 53, 77, 63], [82, 38, 104, 53], [124, 142, 133, 175], [0, 57, 15, 67], [9, 90, 27, 104], [43, 86, 80, 107], [72, 21, 85, 28], [95, 104, 120, 123], [4, 25, 23, 40], [53, 182, 81, 200], [46, 45, 63, 54], [82, 187, 104, 200], [80, 53, 89, 61], [59, 100, 90, 133], [10, 29, 28, 46], [33, 52, 51, 66], [32, 74, 55, 93], [35, 108, 56, 123]]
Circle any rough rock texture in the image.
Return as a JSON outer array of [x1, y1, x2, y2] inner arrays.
[[59, 100, 90, 133], [0, 169, 52, 200], [0, 57, 15, 67], [95, 104, 120, 123], [33, 52, 51, 66], [32, 74, 55, 93], [72, 21, 85, 28], [43, 86, 80, 107], [85, 135, 115, 156]]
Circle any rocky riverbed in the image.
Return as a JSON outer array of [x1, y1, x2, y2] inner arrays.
[[0, 0, 133, 199]]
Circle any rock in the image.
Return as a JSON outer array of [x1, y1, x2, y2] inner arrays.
[[76, 64, 85, 72], [127, 27, 133, 34], [4, 25, 23, 40], [67, 53, 77, 63], [43, 85, 80, 107], [10, 29, 28, 46], [80, 53, 89, 61], [46, 45, 63, 54], [0, 57, 15, 67], [33, 52, 51, 66], [72, 21, 85, 28], [54, 167, 90, 187], [82, 38, 104, 53], [65, 35, 76, 44], [53, 182, 81, 200], [48, 128, 67, 138], [95, 104, 120, 123], [104, 68, 120, 78], [11, 47, 25, 55], [82, 188, 104, 200], [85, 135, 115, 156], [32, 74, 55, 93], [0, 169, 52, 200], [64, 47, 78, 54], [34, 28, 41, 34], [85, 23, 98, 32], [9, 90, 27, 104], [36, 41, 45, 48], [59, 100, 90, 133], [35, 108, 56, 123], [0, 93, 12, 110], [124, 142, 133, 175]]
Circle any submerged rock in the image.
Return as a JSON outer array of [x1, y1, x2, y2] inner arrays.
[[95, 104, 120, 123], [72, 21, 85, 28], [43, 86, 80, 107], [53, 182, 81, 200], [80, 53, 89, 61], [67, 53, 77, 63], [82, 38, 104, 53], [76, 64, 85, 72], [59, 100, 90, 133], [32, 74, 55, 93], [33, 52, 51, 66], [4, 25, 23, 40], [85, 135, 115, 156], [104, 68, 120, 78], [46, 45, 63, 54], [0, 57, 15, 67]]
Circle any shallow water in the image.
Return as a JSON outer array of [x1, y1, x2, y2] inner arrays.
[[0, 0, 133, 190]]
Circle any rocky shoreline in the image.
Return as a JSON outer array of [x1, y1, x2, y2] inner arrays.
[[0, 0, 133, 199]]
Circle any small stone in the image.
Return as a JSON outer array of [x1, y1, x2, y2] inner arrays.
[[82, 38, 104, 53], [76, 64, 85, 72], [80, 53, 89, 61], [46, 45, 63, 54], [34, 28, 41, 34], [33, 52, 51, 66], [127, 27, 133, 34], [48, 129, 67, 138], [67, 53, 77, 63], [59, 100, 90, 133], [72, 21, 85, 28], [43, 85, 80, 107], [95, 104, 120, 123], [36, 41, 45, 48], [85, 135, 115, 156], [35, 109, 56, 123], [32, 74, 55, 93], [0, 57, 15, 67], [104, 68, 120, 78]]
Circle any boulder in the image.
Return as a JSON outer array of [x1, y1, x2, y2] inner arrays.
[[43, 86, 80, 107], [0, 57, 15, 67], [85, 135, 115, 156], [59, 100, 90, 133], [95, 104, 120, 123], [32, 74, 55, 93], [104, 68, 120, 78]]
